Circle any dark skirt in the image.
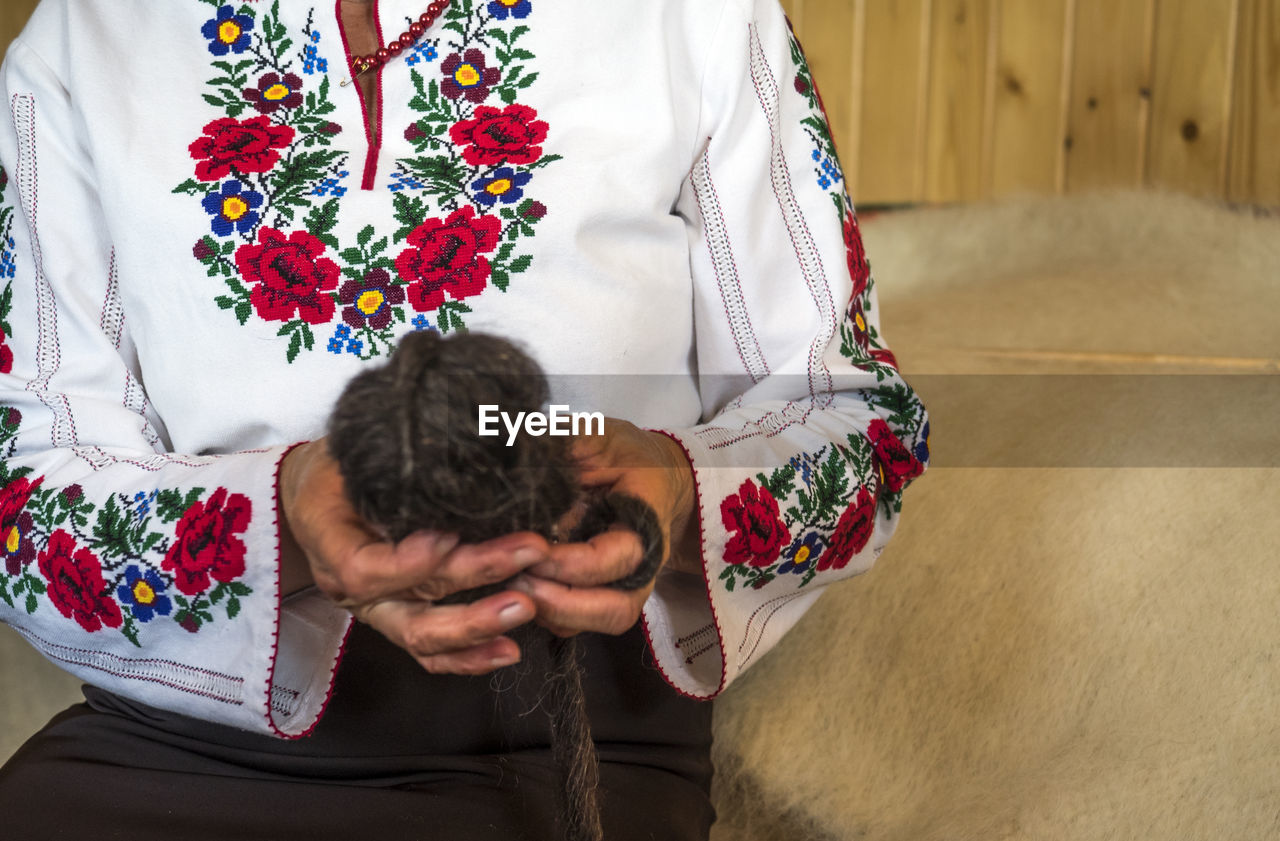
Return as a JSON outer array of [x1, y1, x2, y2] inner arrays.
[[0, 622, 715, 840]]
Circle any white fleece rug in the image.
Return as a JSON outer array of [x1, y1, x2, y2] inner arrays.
[[709, 192, 1280, 841]]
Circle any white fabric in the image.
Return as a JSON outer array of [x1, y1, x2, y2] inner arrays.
[[0, 0, 927, 736]]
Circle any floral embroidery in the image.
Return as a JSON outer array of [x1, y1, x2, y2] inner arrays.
[[866, 418, 925, 494], [163, 487, 252, 596], [242, 72, 306, 114], [783, 24, 893, 381], [720, 480, 791, 570], [448, 104, 549, 167], [38, 529, 123, 633], [1, 474, 40, 575], [118, 565, 174, 623], [0, 409, 254, 645], [404, 41, 439, 67], [471, 167, 531, 207], [339, 268, 405, 331], [777, 532, 823, 575], [717, 422, 921, 592], [820, 485, 876, 571], [202, 180, 265, 236], [441, 49, 501, 103], [189, 116, 297, 181], [181, 0, 557, 361], [487, 0, 533, 21], [0, 166, 15, 375], [395, 206, 501, 313], [392, 8, 559, 335], [236, 227, 341, 324], [302, 28, 329, 75], [202, 4, 255, 56]]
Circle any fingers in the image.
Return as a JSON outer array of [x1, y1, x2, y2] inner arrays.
[[530, 528, 645, 587], [314, 528, 458, 604], [422, 533, 550, 600], [511, 574, 650, 637], [356, 590, 536, 674], [287, 444, 550, 604]]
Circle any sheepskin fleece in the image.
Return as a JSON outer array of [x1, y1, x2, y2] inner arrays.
[[709, 192, 1280, 841]]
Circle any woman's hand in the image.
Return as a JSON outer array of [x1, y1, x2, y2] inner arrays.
[[514, 419, 702, 638], [278, 440, 547, 674]]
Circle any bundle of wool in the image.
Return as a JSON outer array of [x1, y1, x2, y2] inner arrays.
[[327, 329, 663, 841]]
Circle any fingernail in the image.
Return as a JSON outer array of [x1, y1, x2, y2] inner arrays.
[[489, 653, 520, 669], [508, 575, 536, 596], [499, 600, 532, 627], [433, 533, 461, 555], [514, 545, 545, 566]]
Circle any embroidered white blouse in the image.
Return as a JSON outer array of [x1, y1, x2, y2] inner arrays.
[[0, 0, 928, 737]]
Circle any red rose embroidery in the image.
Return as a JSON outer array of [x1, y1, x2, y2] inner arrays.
[[867, 419, 924, 494], [870, 348, 898, 369], [0, 474, 39, 531], [449, 104, 548, 167], [38, 530, 123, 632], [236, 228, 340, 324], [720, 479, 791, 568], [1, 475, 41, 575], [0, 326, 13, 375], [162, 488, 253, 596], [395, 207, 501, 312], [842, 212, 869, 300], [818, 485, 875, 571], [189, 116, 295, 181]]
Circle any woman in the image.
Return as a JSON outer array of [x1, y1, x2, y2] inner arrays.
[[0, 0, 928, 837]]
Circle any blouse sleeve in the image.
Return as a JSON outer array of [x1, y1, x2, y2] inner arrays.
[[0, 37, 350, 738], [642, 0, 930, 698]]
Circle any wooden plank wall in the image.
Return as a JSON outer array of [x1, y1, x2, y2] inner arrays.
[[4, 1, 1276, 204], [782, 0, 1280, 205]]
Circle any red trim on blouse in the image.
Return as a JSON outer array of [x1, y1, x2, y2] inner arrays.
[[335, 0, 384, 192], [641, 429, 727, 701], [266, 442, 353, 739]]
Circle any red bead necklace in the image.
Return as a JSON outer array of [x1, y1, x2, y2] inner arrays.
[[348, 1, 450, 78]]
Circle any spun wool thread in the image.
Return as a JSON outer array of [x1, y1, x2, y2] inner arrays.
[[327, 330, 664, 841]]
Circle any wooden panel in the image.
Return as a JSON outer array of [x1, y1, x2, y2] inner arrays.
[[857, 0, 932, 203], [1147, 0, 1241, 195], [989, 0, 1072, 196], [0, 0, 40, 59], [1065, 0, 1156, 192], [1229, 0, 1280, 203], [797, 0, 860, 189], [923, 0, 995, 202]]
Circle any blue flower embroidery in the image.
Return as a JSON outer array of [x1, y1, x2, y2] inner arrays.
[[470, 168, 532, 207], [202, 181, 264, 236], [132, 489, 158, 519], [327, 324, 352, 354], [202, 5, 255, 56], [388, 170, 426, 192], [0, 236, 15, 279], [777, 532, 825, 575], [303, 29, 329, 75], [117, 566, 174, 623], [405, 42, 438, 66], [312, 170, 350, 198], [487, 0, 533, 21], [914, 421, 930, 463]]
